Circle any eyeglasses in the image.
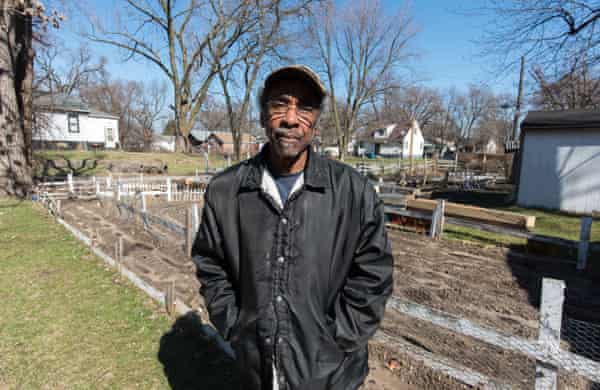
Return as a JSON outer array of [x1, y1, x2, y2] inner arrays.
[[266, 99, 317, 121]]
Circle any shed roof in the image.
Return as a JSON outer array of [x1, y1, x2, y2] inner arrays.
[[521, 110, 600, 130]]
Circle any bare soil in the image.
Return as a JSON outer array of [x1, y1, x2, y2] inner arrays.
[[59, 199, 600, 389]]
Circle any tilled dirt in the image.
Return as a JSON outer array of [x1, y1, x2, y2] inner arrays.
[[58, 199, 600, 389]]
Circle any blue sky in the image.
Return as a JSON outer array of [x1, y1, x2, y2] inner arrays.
[[52, 0, 519, 96]]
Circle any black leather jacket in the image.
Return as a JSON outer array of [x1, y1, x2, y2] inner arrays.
[[192, 146, 393, 390]]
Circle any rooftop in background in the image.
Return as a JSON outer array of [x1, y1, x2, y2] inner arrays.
[[521, 111, 600, 130], [34, 93, 119, 120]]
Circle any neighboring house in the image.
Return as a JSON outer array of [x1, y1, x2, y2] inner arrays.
[[517, 110, 600, 214], [189, 129, 259, 157], [33, 93, 119, 150], [151, 135, 176, 152], [424, 137, 457, 159], [355, 120, 425, 158]]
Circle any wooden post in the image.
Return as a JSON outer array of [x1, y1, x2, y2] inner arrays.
[[577, 217, 592, 270], [535, 278, 565, 390], [192, 203, 200, 234], [429, 199, 446, 239], [166, 178, 172, 202], [454, 152, 459, 172], [67, 173, 74, 194], [115, 237, 123, 275], [186, 207, 193, 257], [409, 123, 415, 176], [165, 280, 176, 316], [141, 193, 147, 213], [56, 199, 62, 218]]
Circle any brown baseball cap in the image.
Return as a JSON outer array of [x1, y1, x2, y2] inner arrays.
[[262, 65, 328, 106]]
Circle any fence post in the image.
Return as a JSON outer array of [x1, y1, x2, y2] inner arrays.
[[186, 207, 193, 257], [117, 183, 122, 202], [95, 181, 100, 197], [165, 280, 176, 316], [535, 278, 565, 390], [166, 178, 172, 202], [430, 199, 445, 239], [577, 217, 592, 270], [67, 172, 74, 194], [192, 203, 200, 234], [56, 199, 62, 218]]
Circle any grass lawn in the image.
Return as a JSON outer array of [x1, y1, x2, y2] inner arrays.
[[34, 150, 232, 177], [0, 200, 173, 389], [444, 206, 600, 247]]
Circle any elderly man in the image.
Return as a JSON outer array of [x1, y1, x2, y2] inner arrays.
[[192, 65, 393, 390]]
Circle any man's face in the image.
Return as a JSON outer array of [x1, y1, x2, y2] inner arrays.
[[263, 78, 321, 160]]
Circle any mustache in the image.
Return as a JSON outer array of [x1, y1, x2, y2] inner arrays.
[[272, 127, 301, 139]]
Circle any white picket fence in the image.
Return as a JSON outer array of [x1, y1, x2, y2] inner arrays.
[[37, 173, 207, 202]]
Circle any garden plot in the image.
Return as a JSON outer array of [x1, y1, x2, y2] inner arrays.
[[58, 198, 600, 389]]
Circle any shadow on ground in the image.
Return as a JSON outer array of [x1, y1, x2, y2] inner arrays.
[[158, 311, 240, 390]]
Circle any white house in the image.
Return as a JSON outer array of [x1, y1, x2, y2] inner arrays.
[[517, 111, 600, 214], [33, 94, 120, 150], [355, 120, 424, 158]]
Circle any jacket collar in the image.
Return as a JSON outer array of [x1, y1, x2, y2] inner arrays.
[[240, 144, 329, 191]]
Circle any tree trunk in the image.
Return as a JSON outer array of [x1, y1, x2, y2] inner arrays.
[[0, 2, 34, 197]]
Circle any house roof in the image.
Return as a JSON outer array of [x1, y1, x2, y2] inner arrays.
[[521, 110, 600, 130], [34, 93, 119, 119]]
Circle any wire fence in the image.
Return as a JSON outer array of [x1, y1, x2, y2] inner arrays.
[[384, 280, 600, 389]]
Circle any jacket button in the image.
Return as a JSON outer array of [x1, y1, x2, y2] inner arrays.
[[276, 295, 283, 303], [281, 218, 287, 225], [277, 256, 285, 263], [265, 337, 272, 344], [277, 337, 283, 344]]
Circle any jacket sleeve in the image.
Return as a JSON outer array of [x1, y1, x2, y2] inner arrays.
[[192, 192, 239, 341], [333, 181, 394, 352]]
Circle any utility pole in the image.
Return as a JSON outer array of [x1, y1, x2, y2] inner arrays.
[[512, 56, 525, 140]]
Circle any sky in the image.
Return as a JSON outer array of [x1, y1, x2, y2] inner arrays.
[[50, 0, 521, 98]]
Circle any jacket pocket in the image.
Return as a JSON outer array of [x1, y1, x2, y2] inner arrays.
[[316, 320, 345, 363]]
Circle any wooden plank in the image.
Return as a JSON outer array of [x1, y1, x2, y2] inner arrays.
[[407, 198, 536, 230]]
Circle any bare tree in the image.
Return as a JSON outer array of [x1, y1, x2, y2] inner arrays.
[[452, 85, 496, 142], [531, 58, 600, 110], [0, 0, 61, 196], [133, 80, 168, 151], [482, 0, 600, 72], [34, 40, 106, 97], [216, 0, 313, 160], [83, 0, 264, 152], [307, 0, 415, 160]]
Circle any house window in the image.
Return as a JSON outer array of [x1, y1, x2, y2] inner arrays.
[[68, 113, 79, 133], [106, 128, 114, 142]]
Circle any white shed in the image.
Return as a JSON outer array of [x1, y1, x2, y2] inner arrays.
[[517, 111, 600, 214], [33, 94, 120, 149]]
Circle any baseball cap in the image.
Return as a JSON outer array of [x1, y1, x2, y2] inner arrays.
[[261, 65, 328, 106]]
